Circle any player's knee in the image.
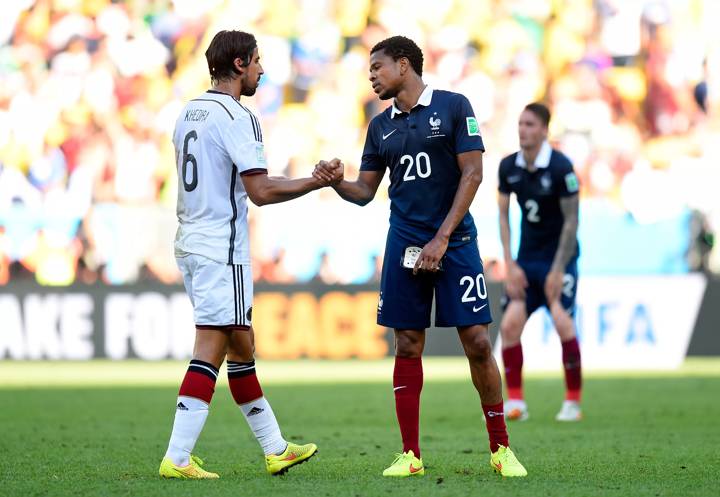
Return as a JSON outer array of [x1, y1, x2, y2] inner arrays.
[[499, 319, 522, 344], [463, 333, 493, 364], [394, 332, 424, 358]]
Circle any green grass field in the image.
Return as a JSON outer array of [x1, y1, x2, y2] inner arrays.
[[2, 359, 719, 497]]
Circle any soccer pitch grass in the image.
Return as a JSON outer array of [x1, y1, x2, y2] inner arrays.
[[2, 359, 719, 497]]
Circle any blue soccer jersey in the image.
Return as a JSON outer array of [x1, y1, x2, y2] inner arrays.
[[498, 141, 580, 263], [360, 87, 485, 246]]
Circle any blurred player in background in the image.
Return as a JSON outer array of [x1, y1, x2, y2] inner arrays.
[[315, 36, 526, 478], [497, 103, 582, 422], [159, 30, 341, 479]]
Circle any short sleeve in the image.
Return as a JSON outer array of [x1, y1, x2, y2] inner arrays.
[[453, 94, 485, 154], [555, 154, 579, 197], [498, 157, 513, 194], [218, 117, 268, 175], [360, 120, 386, 172]]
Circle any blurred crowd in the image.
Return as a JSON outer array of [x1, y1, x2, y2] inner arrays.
[[1, 0, 719, 287]]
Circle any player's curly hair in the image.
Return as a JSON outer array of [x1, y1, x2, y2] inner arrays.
[[205, 30, 257, 84], [524, 102, 551, 127], [371, 36, 424, 76]]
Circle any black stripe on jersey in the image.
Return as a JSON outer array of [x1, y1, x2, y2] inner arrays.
[[233, 100, 263, 143], [239, 265, 247, 326], [235, 265, 243, 326], [232, 264, 238, 326], [188, 359, 219, 380], [228, 164, 238, 265], [190, 98, 234, 120]]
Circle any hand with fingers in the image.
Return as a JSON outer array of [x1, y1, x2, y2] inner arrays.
[[413, 235, 448, 275], [505, 261, 528, 300], [313, 158, 344, 186], [544, 269, 563, 305]]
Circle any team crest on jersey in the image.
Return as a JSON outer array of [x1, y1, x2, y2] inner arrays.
[[427, 112, 444, 138], [540, 173, 552, 191]]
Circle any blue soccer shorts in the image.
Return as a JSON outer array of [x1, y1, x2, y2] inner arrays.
[[503, 259, 578, 316], [377, 229, 493, 329]]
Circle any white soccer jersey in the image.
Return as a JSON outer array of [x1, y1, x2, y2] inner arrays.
[[173, 90, 267, 265]]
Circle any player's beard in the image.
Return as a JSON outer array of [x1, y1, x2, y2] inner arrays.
[[241, 74, 259, 96]]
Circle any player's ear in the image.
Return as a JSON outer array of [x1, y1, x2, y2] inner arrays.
[[232, 57, 244, 76], [398, 57, 407, 75]]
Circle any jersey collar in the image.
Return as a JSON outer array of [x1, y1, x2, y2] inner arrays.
[[390, 85, 433, 119], [515, 140, 552, 169]]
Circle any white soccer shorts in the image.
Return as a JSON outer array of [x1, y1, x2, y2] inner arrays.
[[177, 253, 253, 328]]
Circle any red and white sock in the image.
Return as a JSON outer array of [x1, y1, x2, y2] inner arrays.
[[502, 343, 524, 400], [393, 356, 423, 457], [482, 402, 509, 453], [561, 338, 582, 402], [228, 360, 287, 456], [165, 359, 218, 466]]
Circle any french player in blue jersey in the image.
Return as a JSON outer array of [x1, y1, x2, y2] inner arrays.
[[314, 36, 526, 478], [497, 103, 583, 423]]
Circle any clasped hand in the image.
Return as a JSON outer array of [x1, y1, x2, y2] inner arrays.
[[313, 158, 344, 186]]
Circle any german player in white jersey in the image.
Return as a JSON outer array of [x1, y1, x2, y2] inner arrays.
[[159, 30, 341, 479]]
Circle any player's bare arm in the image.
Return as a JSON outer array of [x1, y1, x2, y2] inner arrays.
[[412, 149, 483, 275], [498, 192, 528, 299], [242, 159, 342, 206], [545, 194, 579, 303], [314, 165, 385, 206]]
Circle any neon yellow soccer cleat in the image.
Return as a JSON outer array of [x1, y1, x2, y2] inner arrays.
[[265, 442, 318, 475], [159, 454, 219, 479], [490, 445, 527, 477], [382, 450, 425, 477]]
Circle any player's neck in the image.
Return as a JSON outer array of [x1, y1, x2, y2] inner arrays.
[[394, 78, 426, 113], [521, 145, 541, 170], [213, 80, 241, 100]]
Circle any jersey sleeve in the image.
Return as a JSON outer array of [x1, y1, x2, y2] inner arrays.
[[498, 157, 512, 194], [218, 116, 268, 175], [452, 94, 485, 154], [359, 120, 386, 172], [555, 154, 580, 197]]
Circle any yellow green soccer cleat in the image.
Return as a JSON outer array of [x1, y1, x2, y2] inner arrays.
[[490, 445, 527, 477], [265, 442, 318, 475], [382, 450, 425, 477], [159, 454, 219, 479]]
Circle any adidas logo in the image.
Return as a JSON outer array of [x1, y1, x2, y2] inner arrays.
[[177, 402, 188, 411], [247, 406, 264, 416]]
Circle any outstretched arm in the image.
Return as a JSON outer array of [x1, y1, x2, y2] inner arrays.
[[242, 160, 341, 206], [313, 164, 384, 206]]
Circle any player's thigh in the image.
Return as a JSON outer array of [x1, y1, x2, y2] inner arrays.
[[228, 326, 255, 362], [434, 242, 492, 327], [518, 260, 545, 316], [377, 231, 434, 330], [187, 255, 254, 328], [499, 300, 528, 345]]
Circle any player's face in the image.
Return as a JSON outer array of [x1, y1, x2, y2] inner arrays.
[[240, 48, 264, 97], [518, 110, 547, 150], [369, 51, 403, 100]]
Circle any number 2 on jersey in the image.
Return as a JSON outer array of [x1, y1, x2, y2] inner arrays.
[[182, 130, 198, 192], [524, 199, 540, 222], [401, 152, 431, 181]]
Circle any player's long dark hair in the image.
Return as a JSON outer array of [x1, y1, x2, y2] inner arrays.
[[205, 30, 257, 84], [371, 36, 424, 76]]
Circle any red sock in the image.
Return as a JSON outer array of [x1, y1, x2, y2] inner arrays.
[[393, 356, 423, 457], [482, 402, 509, 453], [561, 338, 582, 401], [227, 361, 264, 404], [179, 359, 218, 403], [502, 343, 524, 400]]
